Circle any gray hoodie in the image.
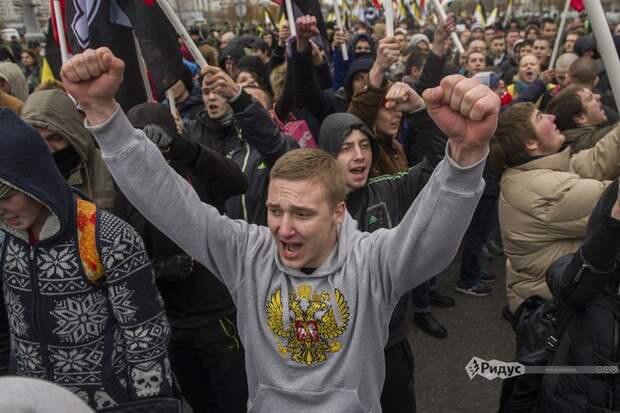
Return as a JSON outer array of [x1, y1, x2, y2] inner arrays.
[[0, 62, 28, 102], [88, 107, 486, 412]]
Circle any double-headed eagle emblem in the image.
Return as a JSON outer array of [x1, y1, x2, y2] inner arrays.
[[266, 284, 350, 366]]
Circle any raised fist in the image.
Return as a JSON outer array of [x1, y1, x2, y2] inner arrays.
[[423, 75, 500, 166]]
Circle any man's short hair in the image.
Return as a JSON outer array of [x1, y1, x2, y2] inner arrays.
[[555, 53, 579, 71], [545, 85, 586, 131], [270, 149, 347, 207], [568, 56, 597, 86], [534, 38, 552, 50], [542, 18, 556, 27], [490, 103, 537, 171]]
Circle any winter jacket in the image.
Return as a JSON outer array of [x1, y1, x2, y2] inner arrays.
[[115, 103, 248, 328], [0, 109, 173, 410], [22, 64, 41, 94], [500, 123, 620, 312], [186, 91, 299, 225], [291, 45, 339, 126], [21, 89, 116, 210], [318, 112, 434, 348], [88, 103, 485, 413], [331, 33, 377, 91], [0, 62, 27, 102], [540, 178, 620, 413]]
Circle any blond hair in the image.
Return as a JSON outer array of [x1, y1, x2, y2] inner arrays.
[[270, 148, 347, 207]]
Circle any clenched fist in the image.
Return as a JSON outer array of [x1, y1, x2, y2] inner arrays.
[[423, 75, 500, 167], [60, 47, 125, 125]]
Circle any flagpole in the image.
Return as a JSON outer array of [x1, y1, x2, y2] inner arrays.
[[549, 0, 569, 69], [430, 0, 464, 54], [133, 33, 155, 102], [334, 0, 349, 61], [156, 0, 208, 69], [384, 0, 394, 36], [52, 0, 69, 63], [285, 0, 297, 37], [584, 0, 620, 113]]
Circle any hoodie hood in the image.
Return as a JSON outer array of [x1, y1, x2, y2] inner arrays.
[[349, 33, 376, 60], [0, 62, 28, 102], [343, 56, 374, 96], [21, 89, 95, 164], [318, 112, 380, 171], [218, 43, 246, 68], [0, 109, 73, 243]]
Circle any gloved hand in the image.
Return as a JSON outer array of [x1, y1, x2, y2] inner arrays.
[[143, 124, 174, 152], [155, 254, 194, 282]]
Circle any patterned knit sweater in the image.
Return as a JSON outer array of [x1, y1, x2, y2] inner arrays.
[[0, 108, 173, 410]]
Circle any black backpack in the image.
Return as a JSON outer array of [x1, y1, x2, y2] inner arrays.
[[498, 295, 576, 413]]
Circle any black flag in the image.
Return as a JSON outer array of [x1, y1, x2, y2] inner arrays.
[[66, 0, 146, 110], [282, 0, 332, 55], [114, 0, 184, 99]]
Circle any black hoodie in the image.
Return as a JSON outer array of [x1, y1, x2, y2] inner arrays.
[[0, 109, 173, 409], [541, 180, 620, 412], [319, 112, 434, 347]]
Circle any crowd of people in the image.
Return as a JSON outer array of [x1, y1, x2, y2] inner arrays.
[[0, 6, 619, 413]]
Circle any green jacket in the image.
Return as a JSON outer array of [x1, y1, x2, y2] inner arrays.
[[21, 89, 116, 209]]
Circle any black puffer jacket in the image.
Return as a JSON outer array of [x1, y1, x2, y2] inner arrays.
[[541, 179, 620, 413]]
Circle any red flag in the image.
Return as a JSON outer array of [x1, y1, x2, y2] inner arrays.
[[49, 0, 72, 53], [372, 0, 382, 10], [570, 0, 584, 12]]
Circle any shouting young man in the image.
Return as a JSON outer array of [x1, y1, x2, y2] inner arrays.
[[60, 47, 499, 412]]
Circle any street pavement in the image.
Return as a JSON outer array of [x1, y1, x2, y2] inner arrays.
[[407, 250, 514, 413]]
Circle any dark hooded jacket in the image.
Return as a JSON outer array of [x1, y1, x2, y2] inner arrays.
[[185, 90, 299, 225], [115, 103, 248, 328], [332, 33, 377, 91], [0, 109, 173, 409], [541, 178, 620, 412], [21, 89, 116, 210], [318, 112, 433, 348]]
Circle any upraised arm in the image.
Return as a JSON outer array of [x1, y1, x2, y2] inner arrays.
[[61, 48, 265, 292], [370, 75, 499, 302]]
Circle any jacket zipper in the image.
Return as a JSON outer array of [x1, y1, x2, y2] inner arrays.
[[29, 246, 52, 379], [240, 142, 251, 222]]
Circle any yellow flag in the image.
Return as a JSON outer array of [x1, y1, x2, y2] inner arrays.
[[40, 58, 56, 83]]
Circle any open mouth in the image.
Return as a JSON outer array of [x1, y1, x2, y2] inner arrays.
[[350, 166, 367, 179], [281, 241, 303, 259]]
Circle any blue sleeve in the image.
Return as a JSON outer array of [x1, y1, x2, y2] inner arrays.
[[331, 47, 351, 91]]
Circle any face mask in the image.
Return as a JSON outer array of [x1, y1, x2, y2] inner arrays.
[[52, 145, 80, 179]]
